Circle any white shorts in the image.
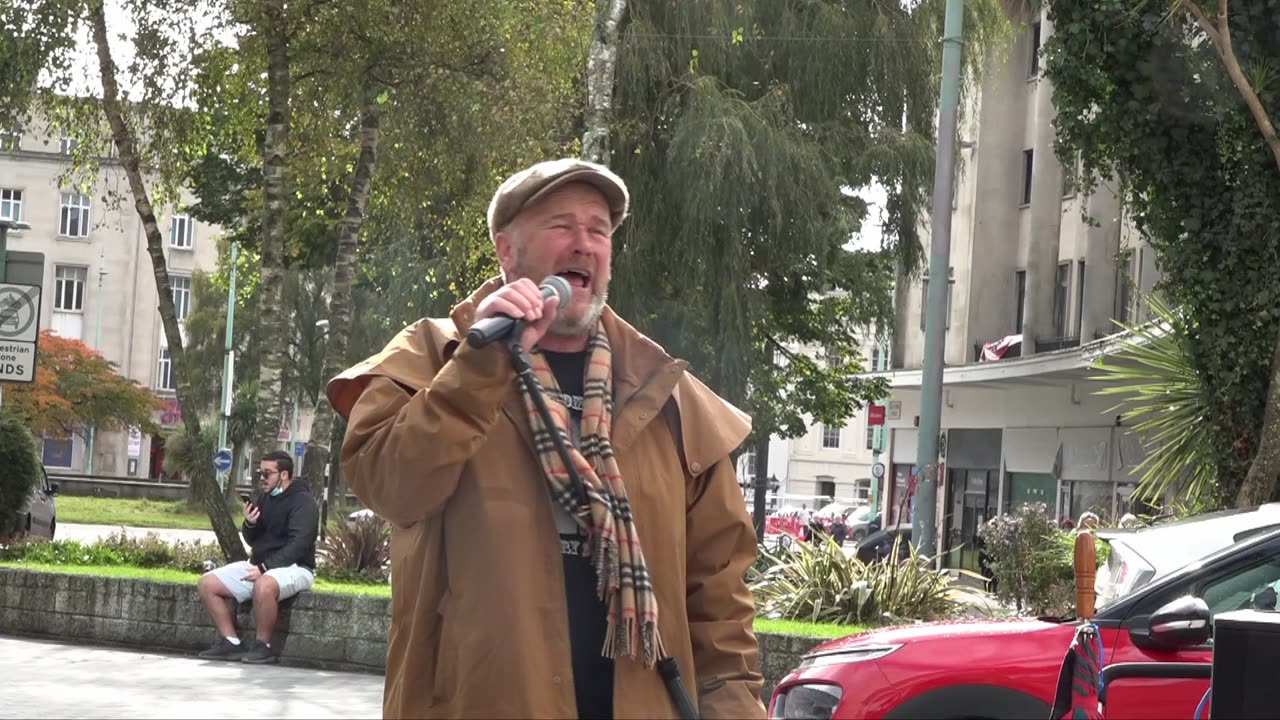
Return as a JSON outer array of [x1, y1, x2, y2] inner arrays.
[[206, 560, 314, 604]]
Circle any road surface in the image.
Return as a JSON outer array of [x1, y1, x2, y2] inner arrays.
[[0, 635, 382, 718]]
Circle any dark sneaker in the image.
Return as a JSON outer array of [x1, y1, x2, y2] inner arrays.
[[197, 638, 246, 661], [241, 642, 276, 665]]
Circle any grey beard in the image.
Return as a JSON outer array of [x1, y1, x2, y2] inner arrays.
[[550, 289, 607, 335]]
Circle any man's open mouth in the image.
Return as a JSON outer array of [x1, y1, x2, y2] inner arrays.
[[556, 268, 591, 288]]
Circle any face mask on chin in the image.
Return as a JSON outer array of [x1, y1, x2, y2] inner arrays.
[[270, 484, 285, 497]]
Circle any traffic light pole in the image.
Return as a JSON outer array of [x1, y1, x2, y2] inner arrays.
[[913, 0, 965, 562]]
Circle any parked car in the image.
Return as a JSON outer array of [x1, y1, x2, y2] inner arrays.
[[16, 466, 57, 539], [1096, 502, 1280, 607], [853, 523, 911, 563], [769, 516, 1280, 719]]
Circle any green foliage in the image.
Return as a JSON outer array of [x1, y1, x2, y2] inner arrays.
[[162, 426, 218, 504], [0, 533, 224, 574], [1044, 0, 1280, 503], [1093, 294, 1219, 506], [317, 514, 391, 583], [750, 536, 958, 625], [979, 503, 1108, 616], [0, 410, 41, 537], [606, 0, 1011, 441]]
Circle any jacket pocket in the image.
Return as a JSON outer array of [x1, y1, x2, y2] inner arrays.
[[432, 590, 458, 703]]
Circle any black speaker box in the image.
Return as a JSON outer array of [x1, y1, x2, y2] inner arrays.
[[1210, 609, 1280, 719]]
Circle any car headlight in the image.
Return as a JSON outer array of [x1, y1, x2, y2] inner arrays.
[[771, 683, 843, 720], [797, 644, 901, 669]]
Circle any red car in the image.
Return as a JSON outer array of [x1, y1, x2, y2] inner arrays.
[[769, 526, 1280, 719]]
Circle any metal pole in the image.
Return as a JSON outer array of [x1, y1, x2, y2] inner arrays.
[[913, 0, 965, 561], [86, 248, 105, 474], [0, 224, 7, 282], [217, 242, 239, 492], [870, 334, 887, 525]]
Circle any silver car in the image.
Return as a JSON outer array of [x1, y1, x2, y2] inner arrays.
[[17, 466, 57, 539]]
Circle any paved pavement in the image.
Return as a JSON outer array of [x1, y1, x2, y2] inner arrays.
[[0, 635, 382, 718], [59, 523, 219, 546]]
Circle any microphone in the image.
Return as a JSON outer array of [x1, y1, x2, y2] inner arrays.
[[466, 275, 573, 348]]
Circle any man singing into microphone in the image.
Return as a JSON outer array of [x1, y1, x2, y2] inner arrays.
[[327, 158, 766, 719]]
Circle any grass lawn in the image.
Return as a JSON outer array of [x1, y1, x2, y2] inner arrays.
[[56, 496, 215, 531], [1, 562, 863, 636], [0, 562, 391, 597]]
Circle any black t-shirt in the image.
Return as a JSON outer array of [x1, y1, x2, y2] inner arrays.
[[544, 350, 614, 720]]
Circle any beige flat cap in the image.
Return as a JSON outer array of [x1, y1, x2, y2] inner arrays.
[[487, 158, 629, 239]]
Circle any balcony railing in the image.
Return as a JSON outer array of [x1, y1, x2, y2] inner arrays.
[[1034, 335, 1081, 353], [973, 337, 1022, 362]]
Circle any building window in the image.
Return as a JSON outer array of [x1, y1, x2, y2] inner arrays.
[[1074, 259, 1086, 337], [170, 275, 192, 322], [157, 346, 176, 391], [0, 125, 19, 151], [1053, 262, 1071, 336], [59, 136, 77, 155], [1028, 21, 1041, 78], [870, 344, 882, 372], [824, 345, 840, 369], [822, 425, 841, 449], [54, 266, 86, 312], [59, 191, 91, 237], [1020, 149, 1034, 206], [817, 477, 836, 502], [0, 189, 21, 222], [1015, 269, 1027, 333], [42, 436, 74, 468], [741, 449, 757, 479], [170, 215, 194, 249], [920, 267, 955, 330], [866, 424, 875, 451]]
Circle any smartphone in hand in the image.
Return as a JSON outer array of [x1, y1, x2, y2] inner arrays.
[[239, 493, 252, 504]]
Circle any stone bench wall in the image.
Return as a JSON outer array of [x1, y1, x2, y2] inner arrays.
[[0, 567, 824, 700]]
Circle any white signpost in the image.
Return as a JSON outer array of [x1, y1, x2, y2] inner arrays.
[[0, 282, 41, 384]]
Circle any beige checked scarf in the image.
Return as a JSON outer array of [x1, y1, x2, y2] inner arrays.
[[518, 321, 664, 668]]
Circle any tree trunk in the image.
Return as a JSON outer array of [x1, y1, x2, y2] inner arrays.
[[581, 0, 628, 165], [88, 2, 245, 561], [251, 0, 292, 463], [1183, 0, 1280, 506], [226, 440, 246, 503], [752, 433, 771, 544], [303, 77, 380, 505]]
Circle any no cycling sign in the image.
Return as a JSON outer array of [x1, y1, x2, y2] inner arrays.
[[0, 282, 41, 383]]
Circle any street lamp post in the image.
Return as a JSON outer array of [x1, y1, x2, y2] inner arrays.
[[86, 248, 107, 474], [217, 242, 239, 493]]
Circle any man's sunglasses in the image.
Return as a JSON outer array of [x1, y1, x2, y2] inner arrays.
[[256, 469, 281, 479]]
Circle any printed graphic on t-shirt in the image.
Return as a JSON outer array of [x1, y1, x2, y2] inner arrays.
[[548, 389, 585, 412]]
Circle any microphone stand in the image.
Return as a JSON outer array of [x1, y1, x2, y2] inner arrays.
[[503, 325, 700, 720]]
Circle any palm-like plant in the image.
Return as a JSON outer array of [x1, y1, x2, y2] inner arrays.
[[1092, 294, 1217, 506]]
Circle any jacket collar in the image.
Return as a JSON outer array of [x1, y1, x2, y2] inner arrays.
[[448, 277, 687, 410], [449, 277, 688, 451]]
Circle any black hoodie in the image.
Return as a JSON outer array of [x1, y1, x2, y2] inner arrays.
[[242, 478, 319, 571]]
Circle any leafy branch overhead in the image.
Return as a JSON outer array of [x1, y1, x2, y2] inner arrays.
[[1045, 0, 1280, 505]]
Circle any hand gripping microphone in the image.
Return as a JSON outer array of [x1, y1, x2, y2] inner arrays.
[[466, 275, 574, 348]]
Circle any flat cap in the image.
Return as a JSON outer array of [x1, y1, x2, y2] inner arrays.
[[487, 158, 629, 239]]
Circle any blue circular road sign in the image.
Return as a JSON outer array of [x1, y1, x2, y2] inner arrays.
[[213, 448, 233, 472]]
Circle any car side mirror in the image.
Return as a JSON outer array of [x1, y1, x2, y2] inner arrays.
[[1140, 595, 1211, 650]]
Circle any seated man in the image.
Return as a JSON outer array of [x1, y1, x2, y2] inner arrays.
[[196, 450, 319, 664]]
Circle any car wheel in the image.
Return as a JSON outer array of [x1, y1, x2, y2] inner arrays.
[[852, 529, 866, 542]]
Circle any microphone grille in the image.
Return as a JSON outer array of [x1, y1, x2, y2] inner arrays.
[[542, 275, 573, 306]]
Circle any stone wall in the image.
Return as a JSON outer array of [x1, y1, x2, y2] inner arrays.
[[0, 567, 823, 701]]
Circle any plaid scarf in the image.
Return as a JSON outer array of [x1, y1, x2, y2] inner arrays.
[[518, 321, 664, 668]]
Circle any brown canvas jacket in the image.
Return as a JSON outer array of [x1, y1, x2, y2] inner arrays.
[[327, 278, 766, 719]]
